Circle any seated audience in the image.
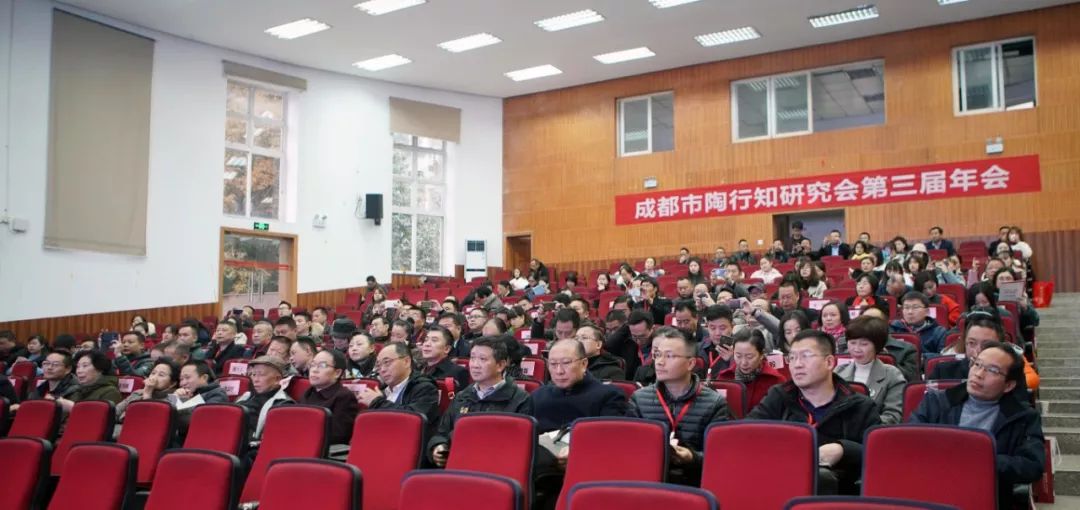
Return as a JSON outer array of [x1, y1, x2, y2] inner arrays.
[[236, 355, 294, 441], [777, 280, 819, 323], [300, 349, 359, 445], [926, 226, 956, 256], [732, 239, 756, 265], [116, 359, 179, 421], [913, 271, 960, 327], [576, 325, 624, 381], [819, 301, 850, 349], [273, 316, 298, 341], [533, 339, 627, 434], [910, 341, 1045, 509], [928, 312, 1038, 391], [170, 360, 228, 426], [419, 325, 470, 390], [751, 256, 782, 285], [429, 336, 533, 467], [834, 316, 905, 424], [56, 350, 124, 411], [345, 331, 378, 379], [356, 342, 440, 426], [245, 320, 274, 358], [28, 351, 77, 400], [700, 305, 735, 378], [767, 239, 790, 263], [715, 328, 786, 410], [206, 321, 247, 368], [818, 230, 852, 259], [890, 292, 948, 354], [627, 326, 732, 485], [855, 306, 918, 383], [748, 330, 880, 495], [796, 260, 827, 299], [633, 276, 672, 326], [111, 331, 153, 377], [389, 319, 414, 345], [289, 337, 318, 377]]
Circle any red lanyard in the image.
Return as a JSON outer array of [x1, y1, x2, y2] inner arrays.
[[656, 384, 700, 432], [638, 350, 650, 366], [706, 352, 723, 380], [797, 398, 818, 427]]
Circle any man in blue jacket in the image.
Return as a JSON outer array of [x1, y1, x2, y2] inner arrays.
[[890, 292, 948, 354], [910, 341, 1045, 509]]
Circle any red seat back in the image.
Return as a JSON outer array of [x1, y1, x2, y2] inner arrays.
[[9, 399, 62, 441], [519, 357, 546, 382], [145, 450, 242, 510], [705, 380, 747, 419], [603, 380, 638, 399], [435, 378, 457, 415], [183, 403, 249, 456], [937, 284, 966, 311], [514, 380, 542, 394], [447, 413, 536, 499], [557, 418, 668, 510], [567, 481, 718, 510], [260, 459, 361, 510], [785, 496, 960, 509], [901, 380, 963, 422], [399, 470, 523, 510], [117, 400, 176, 484], [48, 443, 136, 510], [346, 410, 425, 510], [221, 359, 251, 377], [117, 376, 145, 397], [341, 378, 381, 408], [924, 355, 965, 380], [240, 405, 330, 503], [701, 421, 816, 510], [823, 288, 856, 301], [52, 400, 116, 476], [8, 376, 25, 401], [284, 376, 311, 401], [0, 437, 52, 510], [862, 425, 996, 510], [10, 361, 37, 379], [216, 376, 250, 402]]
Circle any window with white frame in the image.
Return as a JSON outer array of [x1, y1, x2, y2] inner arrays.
[[224, 80, 287, 219], [954, 37, 1036, 115], [732, 60, 885, 141], [391, 133, 446, 275], [618, 92, 674, 156]]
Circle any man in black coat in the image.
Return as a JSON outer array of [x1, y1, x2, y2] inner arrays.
[[418, 325, 470, 391], [577, 325, 624, 381], [818, 229, 852, 259], [748, 330, 881, 495], [603, 310, 655, 380], [206, 321, 247, 371], [356, 342, 441, 431], [910, 342, 1045, 509], [628, 327, 732, 485], [926, 226, 957, 256], [534, 339, 627, 434]]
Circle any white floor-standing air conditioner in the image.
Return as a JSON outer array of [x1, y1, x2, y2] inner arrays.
[[465, 240, 487, 282]]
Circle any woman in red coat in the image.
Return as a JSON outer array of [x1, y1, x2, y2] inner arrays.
[[715, 328, 787, 412]]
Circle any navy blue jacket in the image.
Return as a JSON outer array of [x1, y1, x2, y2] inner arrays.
[[909, 383, 1045, 509], [531, 373, 627, 433]]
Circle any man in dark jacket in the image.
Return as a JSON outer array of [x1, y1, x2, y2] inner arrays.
[[628, 327, 732, 486], [437, 312, 472, 359], [0, 330, 28, 367], [890, 292, 949, 354], [207, 321, 247, 370], [699, 305, 735, 378], [173, 360, 231, 433], [577, 325, 624, 381], [534, 339, 627, 433], [926, 226, 957, 257], [910, 342, 1045, 509], [748, 330, 881, 495], [29, 351, 78, 400], [418, 326, 470, 390], [818, 229, 852, 259], [928, 315, 1020, 385], [301, 349, 360, 445], [112, 331, 154, 377], [429, 335, 533, 467], [604, 310, 655, 381], [357, 342, 441, 429]]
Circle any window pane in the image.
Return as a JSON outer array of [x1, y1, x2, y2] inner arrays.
[[227, 82, 249, 114], [416, 136, 444, 150], [392, 180, 412, 208], [223, 149, 248, 215], [415, 215, 443, 274], [621, 98, 649, 154], [253, 124, 282, 150], [391, 213, 413, 272], [651, 93, 674, 152], [960, 46, 995, 111], [1001, 40, 1036, 110], [811, 62, 885, 132], [253, 89, 284, 121], [417, 184, 444, 213], [393, 132, 413, 145], [416, 152, 445, 181], [225, 117, 247, 144], [250, 155, 280, 219], [735, 80, 768, 139], [393, 148, 413, 177], [774, 74, 808, 134]]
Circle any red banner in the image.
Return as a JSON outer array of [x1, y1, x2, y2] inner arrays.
[[614, 155, 1041, 225]]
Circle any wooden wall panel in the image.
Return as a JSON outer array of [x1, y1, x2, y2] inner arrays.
[[504, 4, 1080, 270], [0, 302, 217, 344]]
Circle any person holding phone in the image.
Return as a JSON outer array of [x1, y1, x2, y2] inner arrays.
[[699, 305, 735, 378]]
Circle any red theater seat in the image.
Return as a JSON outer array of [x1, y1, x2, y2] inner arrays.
[[48, 443, 137, 510], [117, 400, 176, 484], [144, 450, 242, 510], [0, 437, 52, 510], [399, 470, 523, 510], [701, 421, 816, 510], [346, 410, 425, 510], [51, 400, 115, 476], [556, 418, 668, 510], [8, 399, 61, 441], [239, 405, 330, 504], [785, 496, 959, 509], [183, 403, 249, 456], [901, 380, 963, 422], [447, 413, 537, 504], [259, 459, 361, 510], [567, 481, 718, 510]]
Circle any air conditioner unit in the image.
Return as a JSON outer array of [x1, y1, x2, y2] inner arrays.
[[465, 240, 487, 282]]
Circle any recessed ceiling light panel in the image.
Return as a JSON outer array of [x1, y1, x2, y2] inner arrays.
[[694, 27, 761, 47], [353, 54, 412, 71], [649, 0, 703, 7], [505, 65, 563, 82], [265, 18, 331, 40], [808, 5, 879, 28], [355, 0, 426, 15], [594, 47, 656, 64], [937, 0, 968, 4], [535, 9, 604, 32], [437, 33, 502, 53]]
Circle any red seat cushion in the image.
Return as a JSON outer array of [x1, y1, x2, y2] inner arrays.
[[259, 459, 360, 510], [0, 437, 52, 510], [48, 443, 136, 510], [8, 399, 61, 441], [567, 481, 718, 510], [116, 401, 176, 484], [400, 470, 522, 510], [346, 410, 424, 510], [183, 403, 248, 456], [144, 450, 241, 510], [52, 401, 115, 476]]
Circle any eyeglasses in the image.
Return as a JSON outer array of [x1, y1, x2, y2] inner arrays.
[[970, 358, 1007, 377], [41, 361, 65, 368], [310, 362, 334, 370], [785, 351, 825, 364], [549, 358, 585, 370], [901, 305, 926, 311], [651, 351, 693, 363], [376, 356, 406, 368]]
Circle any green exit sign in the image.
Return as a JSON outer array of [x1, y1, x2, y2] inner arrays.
[[253, 222, 270, 231]]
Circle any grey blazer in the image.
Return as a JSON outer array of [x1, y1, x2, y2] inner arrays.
[[834, 359, 906, 425]]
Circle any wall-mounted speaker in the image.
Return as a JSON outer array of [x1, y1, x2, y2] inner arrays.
[[365, 193, 383, 225]]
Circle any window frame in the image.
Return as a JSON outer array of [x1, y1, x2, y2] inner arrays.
[[617, 91, 674, 157], [391, 133, 447, 276], [952, 36, 1037, 117], [731, 58, 886, 143], [223, 78, 288, 220]]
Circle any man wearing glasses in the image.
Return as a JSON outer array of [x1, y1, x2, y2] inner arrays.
[[748, 330, 880, 495], [889, 291, 948, 354], [910, 342, 1045, 509], [627, 326, 732, 485], [356, 342, 440, 427], [300, 349, 359, 445]]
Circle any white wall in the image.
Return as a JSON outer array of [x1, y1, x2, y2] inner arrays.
[[0, 0, 503, 322]]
